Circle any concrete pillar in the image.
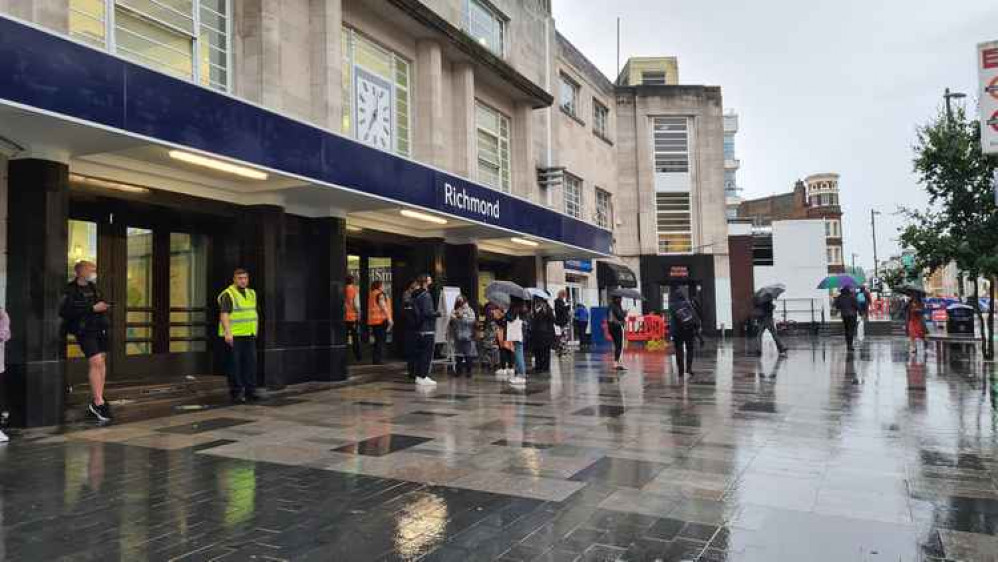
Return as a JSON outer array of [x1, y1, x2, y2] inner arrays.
[[240, 205, 286, 387], [5, 159, 69, 427], [313, 216, 347, 381], [309, 0, 343, 131], [512, 102, 536, 200], [452, 63, 476, 177], [414, 40, 445, 167]]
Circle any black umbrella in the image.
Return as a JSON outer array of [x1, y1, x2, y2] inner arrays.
[[895, 282, 926, 296], [754, 284, 786, 303], [609, 288, 643, 300], [485, 281, 528, 308]]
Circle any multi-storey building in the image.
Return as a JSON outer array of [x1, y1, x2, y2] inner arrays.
[[723, 112, 742, 219], [737, 173, 845, 275], [0, 0, 621, 426]]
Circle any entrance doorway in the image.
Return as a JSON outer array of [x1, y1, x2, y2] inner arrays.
[[346, 254, 394, 362], [66, 212, 212, 385]]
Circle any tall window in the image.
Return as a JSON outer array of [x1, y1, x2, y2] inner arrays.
[[476, 101, 511, 192], [595, 188, 612, 229], [466, 0, 505, 57], [169, 233, 208, 353], [560, 74, 580, 117], [825, 219, 841, 238], [69, 0, 231, 92], [827, 246, 843, 265], [593, 100, 610, 139], [342, 28, 411, 156], [723, 134, 735, 160], [564, 174, 582, 219], [724, 169, 737, 193], [656, 193, 692, 254], [641, 71, 667, 85], [653, 117, 689, 173]]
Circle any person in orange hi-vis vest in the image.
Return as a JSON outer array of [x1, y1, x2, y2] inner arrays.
[[367, 280, 393, 365], [344, 275, 361, 361]]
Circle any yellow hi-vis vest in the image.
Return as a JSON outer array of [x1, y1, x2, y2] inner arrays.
[[218, 285, 258, 337]]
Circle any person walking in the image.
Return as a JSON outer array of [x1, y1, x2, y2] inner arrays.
[[530, 297, 556, 374], [449, 295, 478, 377], [367, 280, 392, 365], [573, 302, 590, 351], [668, 288, 701, 377], [344, 275, 362, 362], [60, 261, 112, 422], [905, 293, 928, 356], [401, 281, 419, 379], [0, 307, 10, 442], [554, 290, 570, 353], [412, 274, 439, 386], [506, 302, 527, 385], [493, 305, 514, 378], [218, 268, 260, 404], [834, 287, 861, 351], [751, 295, 788, 356], [608, 295, 627, 371]]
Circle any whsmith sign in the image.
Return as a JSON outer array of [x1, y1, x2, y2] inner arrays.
[[979, 40, 998, 155]]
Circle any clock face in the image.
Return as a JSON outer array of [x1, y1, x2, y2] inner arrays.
[[354, 68, 393, 151]]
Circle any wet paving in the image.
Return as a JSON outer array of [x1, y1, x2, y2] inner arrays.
[[1, 336, 997, 561]]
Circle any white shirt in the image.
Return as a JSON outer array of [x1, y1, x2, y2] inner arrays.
[[506, 318, 524, 342]]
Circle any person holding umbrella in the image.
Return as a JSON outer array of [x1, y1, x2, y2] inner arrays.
[[904, 289, 928, 356], [607, 290, 634, 371], [834, 286, 861, 351], [752, 284, 788, 357]]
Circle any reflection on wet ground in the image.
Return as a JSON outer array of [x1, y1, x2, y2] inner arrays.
[[1, 336, 996, 561]]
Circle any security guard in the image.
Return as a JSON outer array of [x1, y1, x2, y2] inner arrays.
[[218, 268, 259, 403], [367, 280, 392, 365]]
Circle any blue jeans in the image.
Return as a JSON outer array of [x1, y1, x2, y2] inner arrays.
[[513, 342, 526, 375]]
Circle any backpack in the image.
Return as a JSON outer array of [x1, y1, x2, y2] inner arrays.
[[673, 301, 698, 335], [403, 292, 420, 328]]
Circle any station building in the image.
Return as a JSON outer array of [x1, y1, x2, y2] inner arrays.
[[0, 1, 732, 426]]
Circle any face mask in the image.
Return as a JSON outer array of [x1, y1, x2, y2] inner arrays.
[[85, 273, 97, 283]]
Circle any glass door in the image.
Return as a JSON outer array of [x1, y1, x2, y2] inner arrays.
[[125, 227, 154, 356], [169, 233, 208, 353]]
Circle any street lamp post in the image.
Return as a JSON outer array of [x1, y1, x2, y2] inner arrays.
[[943, 88, 967, 122], [871, 209, 881, 289]]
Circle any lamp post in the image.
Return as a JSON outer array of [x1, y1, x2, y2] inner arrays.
[[943, 88, 966, 122], [871, 209, 881, 289]]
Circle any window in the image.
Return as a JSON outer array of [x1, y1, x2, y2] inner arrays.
[[560, 74, 580, 117], [69, 0, 231, 92], [564, 174, 582, 219], [641, 71, 667, 86], [593, 100, 610, 139], [476, 101, 511, 192], [66, 220, 99, 359], [169, 233, 208, 353], [342, 28, 411, 156], [827, 246, 843, 265], [595, 188, 612, 229], [825, 219, 841, 239], [723, 134, 735, 160], [126, 227, 154, 356], [466, 0, 505, 57], [653, 117, 689, 173], [656, 193, 692, 253], [724, 169, 737, 193]]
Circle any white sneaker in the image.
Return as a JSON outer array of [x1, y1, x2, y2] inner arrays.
[[0, 430, 8, 443], [416, 376, 438, 386], [495, 368, 507, 376], [509, 376, 527, 385]]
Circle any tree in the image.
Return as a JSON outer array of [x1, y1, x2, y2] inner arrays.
[[900, 106, 998, 358]]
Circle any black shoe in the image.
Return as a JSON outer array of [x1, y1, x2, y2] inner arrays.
[[88, 402, 110, 423], [231, 393, 246, 405], [245, 392, 261, 403], [99, 402, 113, 420]]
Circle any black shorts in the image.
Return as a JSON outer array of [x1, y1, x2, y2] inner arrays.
[[76, 332, 108, 359]]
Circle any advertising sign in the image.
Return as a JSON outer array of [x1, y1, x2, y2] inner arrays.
[[979, 41, 998, 154]]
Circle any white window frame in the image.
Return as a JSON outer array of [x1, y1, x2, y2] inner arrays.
[[342, 27, 412, 157], [652, 117, 690, 174], [68, 0, 232, 93], [593, 99, 610, 139], [466, 0, 506, 58], [475, 101, 511, 193], [656, 192, 693, 254], [560, 73, 581, 118], [827, 246, 843, 265], [641, 71, 667, 86], [825, 219, 841, 239], [595, 187, 612, 229], [564, 174, 582, 219]]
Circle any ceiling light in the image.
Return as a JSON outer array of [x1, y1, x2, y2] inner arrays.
[[510, 237, 539, 247], [69, 174, 150, 194], [346, 225, 363, 233], [168, 150, 269, 180], [400, 209, 448, 225]]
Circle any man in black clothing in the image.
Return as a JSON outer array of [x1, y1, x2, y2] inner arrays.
[[554, 290, 570, 338], [531, 298, 556, 373], [835, 287, 861, 350], [752, 296, 788, 356], [411, 274, 439, 387], [669, 288, 701, 377], [60, 261, 112, 422]]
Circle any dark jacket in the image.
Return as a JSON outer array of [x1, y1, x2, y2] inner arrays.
[[835, 292, 860, 318], [669, 295, 701, 340], [531, 302, 557, 349], [412, 288, 438, 333], [59, 281, 108, 336], [609, 302, 627, 325], [554, 298, 570, 327]]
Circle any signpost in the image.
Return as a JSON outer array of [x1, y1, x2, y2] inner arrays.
[[979, 41, 998, 154]]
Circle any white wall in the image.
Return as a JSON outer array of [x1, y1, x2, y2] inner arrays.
[[754, 220, 830, 323]]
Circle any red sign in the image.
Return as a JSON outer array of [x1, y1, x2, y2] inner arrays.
[[669, 266, 689, 278], [984, 47, 998, 69], [990, 110, 998, 133], [990, 76, 998, 100]]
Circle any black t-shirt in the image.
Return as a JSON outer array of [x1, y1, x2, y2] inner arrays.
[[218, 287, 247, 313]]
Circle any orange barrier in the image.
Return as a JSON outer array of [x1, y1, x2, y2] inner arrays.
[[626, 314, 667, 342]]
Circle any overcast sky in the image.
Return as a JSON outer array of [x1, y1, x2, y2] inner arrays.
[[553, 0, 997, 273]]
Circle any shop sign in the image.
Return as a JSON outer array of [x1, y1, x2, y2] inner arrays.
[[979, 41, 998, 154], [669, 265, 690, 278], [439, 179, 501, 220], [564, 260, 593, 272]]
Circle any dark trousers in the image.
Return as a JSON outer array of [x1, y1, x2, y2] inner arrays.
[[673, 336, 695, 376], [755, 317, 787, 353], [533, 346, 551, 372], [405, 330, 417, 377], [455, 356, 474, 375], [345, 321, 361, 361], [609, 323, 624, 362], [371, 321, 388, 364], [226, 336, 257, 397], [843, 315, 858, 349], [416, 333, 435, 378], [574, 320, 589, 348], [500, 348, 514, 369]]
